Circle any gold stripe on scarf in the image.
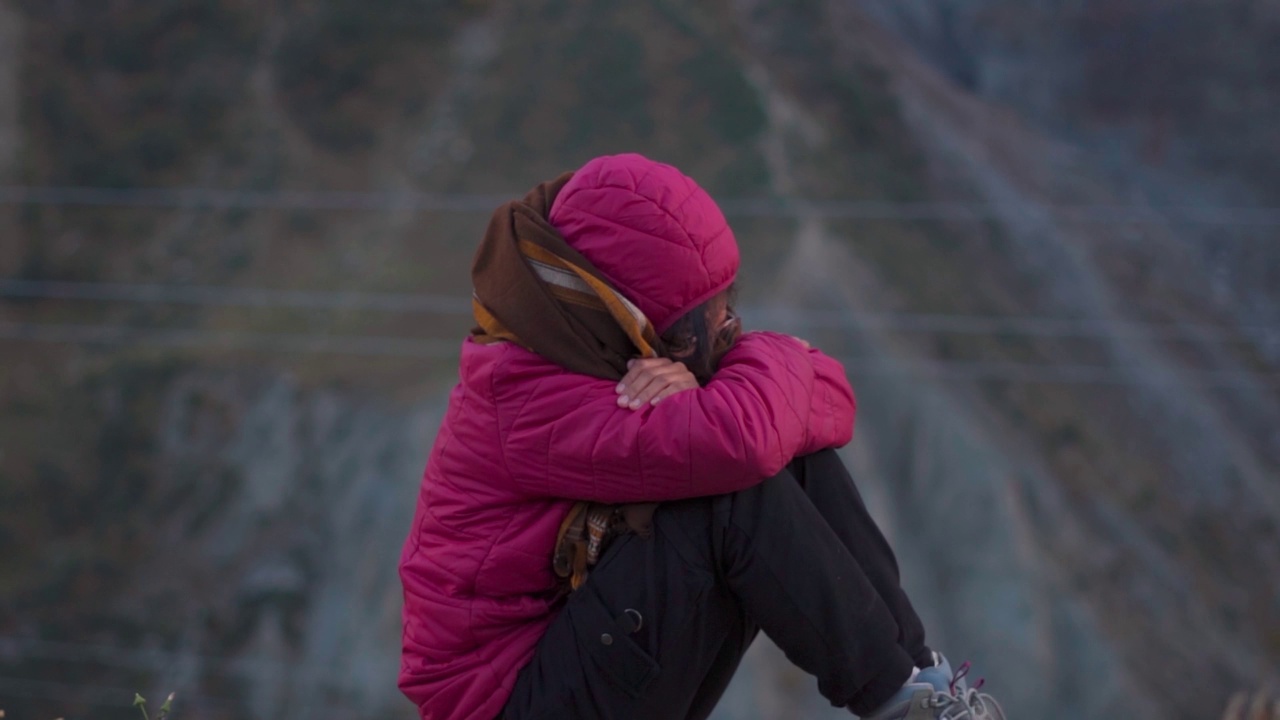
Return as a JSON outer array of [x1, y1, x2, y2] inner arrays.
[[472, 297, 526, 347], [517, 240, 659, 359]]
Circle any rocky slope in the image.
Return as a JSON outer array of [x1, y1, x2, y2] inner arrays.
[[1, 1, 1276, 719]]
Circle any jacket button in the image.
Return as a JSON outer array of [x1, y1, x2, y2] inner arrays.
[[600, 633, 613, 646]]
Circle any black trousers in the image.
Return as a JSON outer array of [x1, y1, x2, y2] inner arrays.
[[502, 449, 932, 720]]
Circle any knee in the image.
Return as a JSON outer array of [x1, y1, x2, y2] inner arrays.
[[719, 470, 803, 533], [785, 447, 844, 482]]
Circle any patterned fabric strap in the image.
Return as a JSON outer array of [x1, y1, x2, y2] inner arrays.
[[552, 502, 658, 591]]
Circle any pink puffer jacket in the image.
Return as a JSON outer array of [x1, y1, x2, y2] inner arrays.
[[398, 155, 856, 719]]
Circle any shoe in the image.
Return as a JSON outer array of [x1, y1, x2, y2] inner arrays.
[[859, 656, 1007, 719], [959, 688, 1006, 720], [861, 686, 1007, 720], [917, 652, 960, 694]]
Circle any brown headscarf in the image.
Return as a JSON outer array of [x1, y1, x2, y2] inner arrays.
[[471, 173, 662, 380]]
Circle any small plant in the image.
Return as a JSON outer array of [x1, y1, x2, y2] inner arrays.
[[133, 692, 176, 720]]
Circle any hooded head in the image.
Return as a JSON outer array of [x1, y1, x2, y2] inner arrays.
[[547, 153, 740, 334]]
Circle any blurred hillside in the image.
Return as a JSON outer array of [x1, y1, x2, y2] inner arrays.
[[1, 1, 1278, 719]]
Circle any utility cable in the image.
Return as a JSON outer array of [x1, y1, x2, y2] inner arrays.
[[3, 185, 1280, 226], [1, 321, 1275, 388], [4, 279, 1273, 345]]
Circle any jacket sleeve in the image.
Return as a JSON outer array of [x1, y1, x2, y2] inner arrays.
[[503, 331, 855, 503]]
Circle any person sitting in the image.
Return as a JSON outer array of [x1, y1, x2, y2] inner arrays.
[[398, 153, 1005, 720]]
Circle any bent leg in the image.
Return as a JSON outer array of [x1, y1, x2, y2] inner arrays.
[[713, 469, 918, 716], [505, 456, 925, 719], [786, 449, 932, 669]]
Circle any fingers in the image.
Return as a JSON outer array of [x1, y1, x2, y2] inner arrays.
[[790, 336, 811, 349], [630, 364, 693, 407], [616, 358, 672, 408], [616, 358, 669, 406], [648, 376, 699, 406], [618, 363, 685, 409], [616, 358, 696, 410], [617, 358, 672, 394]]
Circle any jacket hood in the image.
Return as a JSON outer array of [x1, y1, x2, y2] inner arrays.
[[547, 153, 740, 333]]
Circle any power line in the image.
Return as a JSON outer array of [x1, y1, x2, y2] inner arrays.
[[0, 675, 232, 712], [0, 278, 471, 314], [4, 279, 1272, 346], [0, 675, 377, 720], [750, 306, 1274, 344], [0, 321, 461, 358], [847, 357, 1275, 389], [3, 185, 1280, 226], [1, 320, 1275, 388], [726, 199, 1280, 226], [0, 638, 403, 719], [0, 185, 506, 213], [0, 637, 391, 687], [3, 637, 250, 677]]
